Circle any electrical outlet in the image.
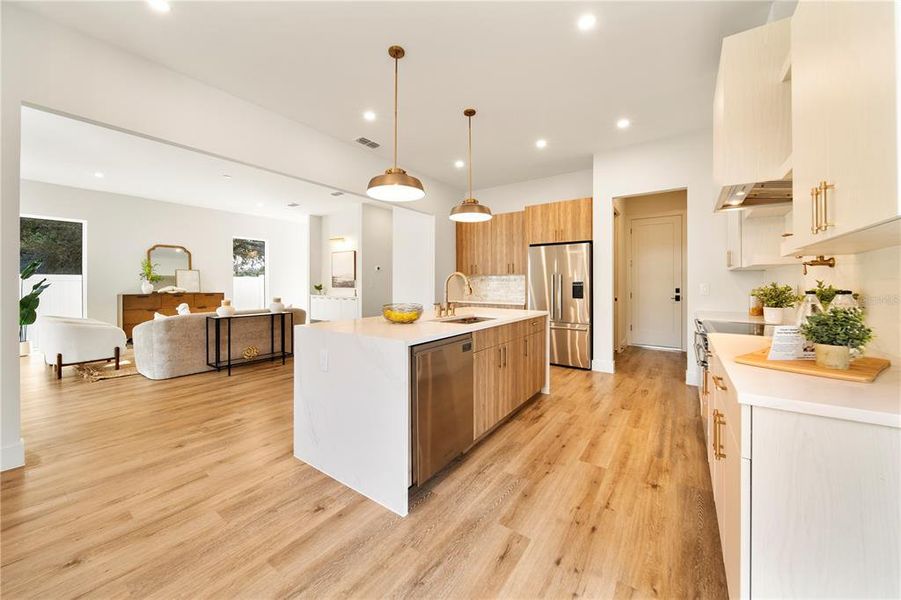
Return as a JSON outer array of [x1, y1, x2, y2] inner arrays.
[[319, 349, 328, 372], [700, 283, 710, 296]]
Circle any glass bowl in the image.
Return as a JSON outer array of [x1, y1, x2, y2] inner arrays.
[[382, 303, 423, 324]]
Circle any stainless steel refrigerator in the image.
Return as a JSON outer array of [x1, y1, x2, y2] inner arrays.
[[528, 242, 592, 369]]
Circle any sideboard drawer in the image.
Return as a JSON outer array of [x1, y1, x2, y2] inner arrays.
[[193, 293, 223, 309], [127, 294, 161, 309], [124, 308, 158, 324], [159, 293, 194, 308]]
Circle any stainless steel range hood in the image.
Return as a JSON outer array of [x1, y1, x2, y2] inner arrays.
[[715, 180, 792, 212]]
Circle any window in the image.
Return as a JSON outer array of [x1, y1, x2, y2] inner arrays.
[[232, 237, 267, 309], [19, 216, 86, 341]]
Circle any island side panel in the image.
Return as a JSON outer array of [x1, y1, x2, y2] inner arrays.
[[293, 326, 411, 516]]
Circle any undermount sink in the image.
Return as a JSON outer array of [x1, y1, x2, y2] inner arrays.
[[438, 316, 496, 325]]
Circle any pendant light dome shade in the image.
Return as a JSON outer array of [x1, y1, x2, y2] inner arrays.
[[366, 45, 425, 202], [450, 108, 493, 222]]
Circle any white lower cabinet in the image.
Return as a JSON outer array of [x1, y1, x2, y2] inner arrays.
[[706, 353, 900, 599], [309, 296, 360, 321]]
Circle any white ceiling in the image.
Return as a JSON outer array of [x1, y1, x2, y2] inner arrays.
[[19, 1, 772, 189], [20, 106, 365, 220]]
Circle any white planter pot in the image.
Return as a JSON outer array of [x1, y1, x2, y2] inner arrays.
[[269, 297, 286, 313], [216, 299, 236, 317], [141, 281, 154, 294], [763, 306, 783, 324], [19, 341, 31, 357], [815, 343, 851, 370]]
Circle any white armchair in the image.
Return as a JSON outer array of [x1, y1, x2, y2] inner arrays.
[[38, 316, 127, 379]]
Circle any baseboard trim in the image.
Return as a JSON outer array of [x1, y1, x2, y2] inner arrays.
[[1, 438, 25, 471], [685, 368, 700, 387], [592, 359, 615, 373]]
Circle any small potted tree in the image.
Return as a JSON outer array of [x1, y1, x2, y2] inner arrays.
[[800, 307, 872, 370], [139, 258, 161, 294], [751, 283, 799, 324], [313, 283, 324, 296], [19, 259, 51, 356]]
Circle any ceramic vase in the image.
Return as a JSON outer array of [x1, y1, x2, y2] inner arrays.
[[19, 341, 31, 357], [216, 299, 236, 317], [269, 297, 286, 313], [815, 343, 850, 370], [141, 280, 154, 294], [763, 306, 783, 324]]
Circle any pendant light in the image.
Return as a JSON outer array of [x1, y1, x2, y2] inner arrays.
[[366, 45, 426, 202], [449, 108, 492, 222]]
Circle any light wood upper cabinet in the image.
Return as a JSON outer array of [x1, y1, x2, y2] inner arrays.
[[712, 18, 792, 186], [788, 0, 900, 254], [525, 198, 592, 244], [456, 211, 525, 275]]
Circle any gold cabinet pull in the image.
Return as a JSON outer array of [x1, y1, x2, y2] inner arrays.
[[713, 410, 727, 460], [819, 180, 834, 231], [810, 187, 820, 234], [712, 374, 727, 391]]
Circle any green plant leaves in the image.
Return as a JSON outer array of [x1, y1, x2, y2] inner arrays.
[[751, 282, 800, 308], [800, 307, 873, 349]]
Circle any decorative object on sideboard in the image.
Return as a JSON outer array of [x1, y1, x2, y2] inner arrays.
[[382, 303, 423, 324], [176, 303, 191, 316], [365, 45, 426, 202], [242, 345, 260, 360], [449, 108, 493, 222], [19, 259, 51, 356], [216, 299, 236, 317], [146, 244, 191, 288], [331, 250, 356, 288], [175, 269, 201, 292], [751, 282, 800, 325], [270, 297, 286, 313], [313, 283, 324, 295], [139, 257, 161, 294], [800, 307, 873, 370]]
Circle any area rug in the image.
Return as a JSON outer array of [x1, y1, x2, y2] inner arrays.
[[73, 350, 139, 382]]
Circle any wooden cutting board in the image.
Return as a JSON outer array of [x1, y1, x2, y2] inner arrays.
[[734, 347, 891, 383]]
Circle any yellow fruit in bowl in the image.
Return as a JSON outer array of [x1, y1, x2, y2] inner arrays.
[[383, 303, 423, 324]]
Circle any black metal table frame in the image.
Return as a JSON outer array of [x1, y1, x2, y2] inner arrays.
[[205, 312, 294, 375]]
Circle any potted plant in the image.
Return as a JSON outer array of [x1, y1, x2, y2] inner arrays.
[[19, 259, 51, 356], [800, 307, 872, 370], [814, 279, 839, 308], [139, 258, 161, 294], [751, 283, 799, 324], [313, 283, 324, 295]]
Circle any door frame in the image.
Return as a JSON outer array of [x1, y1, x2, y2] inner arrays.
[[627, 212, 686, 350]]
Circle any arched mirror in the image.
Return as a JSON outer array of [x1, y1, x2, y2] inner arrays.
[[147, 244, 192, 287]]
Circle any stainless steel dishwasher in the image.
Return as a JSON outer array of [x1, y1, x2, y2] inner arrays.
[[411, 333, 474, 485]]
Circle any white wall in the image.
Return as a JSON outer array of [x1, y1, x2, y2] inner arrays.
[[320, 204, 362, 299], [361, 205, 393, 317], [20, 179, 310, 326], [392, 207, 436, 310], [593, 131, 765, 378], [472, 169, 593, 214], [1, 5, 461, 469]]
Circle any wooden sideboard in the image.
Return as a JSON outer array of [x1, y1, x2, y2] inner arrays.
[[118, 292, 224, 338]]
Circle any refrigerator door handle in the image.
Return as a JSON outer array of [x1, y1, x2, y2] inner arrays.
[[555, 273, 563, 322], [550, 273, 556, 320]]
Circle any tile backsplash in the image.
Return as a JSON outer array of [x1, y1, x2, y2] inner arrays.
[[462, 275, 527, 304]]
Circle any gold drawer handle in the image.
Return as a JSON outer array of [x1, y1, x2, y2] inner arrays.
[[713, 410, 727, 460], [712, 375, 727, 391]]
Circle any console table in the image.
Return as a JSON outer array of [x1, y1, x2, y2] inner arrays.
[[205, 312, 294, 375]]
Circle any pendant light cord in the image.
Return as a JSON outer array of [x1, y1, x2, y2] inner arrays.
[[393, 56, 398, 170], [467, 114, 473, 199]]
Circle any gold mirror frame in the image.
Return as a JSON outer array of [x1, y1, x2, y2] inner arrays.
[[146, 244, 192, 270]]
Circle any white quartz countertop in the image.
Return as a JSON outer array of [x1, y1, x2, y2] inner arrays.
[[709, 333, 901, 429], [450, 299, 525, 306], [299, 307, 548, 346], [695, 310, 766, 324]]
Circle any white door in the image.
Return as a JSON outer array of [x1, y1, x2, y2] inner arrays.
[[630, 215, 682, 348]]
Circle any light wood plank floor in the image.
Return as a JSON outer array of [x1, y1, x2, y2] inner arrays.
[[2, 348, 726, 599]]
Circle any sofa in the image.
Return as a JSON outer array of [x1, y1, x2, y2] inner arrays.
[[132, 308, 306, 380], [38, 316, 128, 379]]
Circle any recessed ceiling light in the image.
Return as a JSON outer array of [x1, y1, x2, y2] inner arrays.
[[454, 160, 465, 169], [535, 139, 547, 149], [577, 14, 597, 31], [616, 118, 631, 129], [147, 0, 171, 13], [93, 171, 104, 178], [363, 110, 376, 122]]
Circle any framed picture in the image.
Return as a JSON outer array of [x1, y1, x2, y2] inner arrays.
[[175, 269, 201, 292], [331, 250, 356, 288]]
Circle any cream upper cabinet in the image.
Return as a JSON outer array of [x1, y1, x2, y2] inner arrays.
[[713, 18, 792, 186], [789, 0, 900, 254]]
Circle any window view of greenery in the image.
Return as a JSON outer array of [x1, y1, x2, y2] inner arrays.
[[233, 238, 266, 277], [20, 217, 83, 274]]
